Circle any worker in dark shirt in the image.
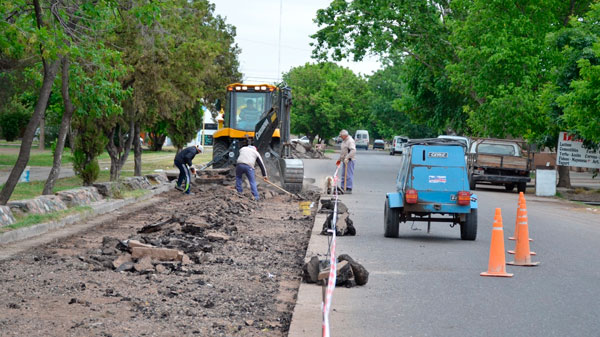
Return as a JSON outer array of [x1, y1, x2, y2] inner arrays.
[[174, 145, 203, 195]]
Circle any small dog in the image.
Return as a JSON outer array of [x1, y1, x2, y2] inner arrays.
[[324, 176, 334, 194]]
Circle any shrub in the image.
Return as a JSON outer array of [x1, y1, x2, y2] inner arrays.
[[73, 149, 100, 185], [0, 98, 31, 141]]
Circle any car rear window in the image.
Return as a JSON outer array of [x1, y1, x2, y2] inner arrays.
[[477, 144, 515, 156]]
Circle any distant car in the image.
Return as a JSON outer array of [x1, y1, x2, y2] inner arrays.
[[354, 130, 369, 150], [390, 136, 409, 155], [373, 139, 385, 149], [438, 135, 470, 150], [291, 136, 310, 145]]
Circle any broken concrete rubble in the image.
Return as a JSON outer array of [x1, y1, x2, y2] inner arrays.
[[302, 254, 369, 287], [131, 247, 185, 262]]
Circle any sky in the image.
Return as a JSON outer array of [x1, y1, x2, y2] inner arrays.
[[211, 0, 381, 83]]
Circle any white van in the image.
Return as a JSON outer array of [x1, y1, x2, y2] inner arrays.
[[354, 130, 369, 150], [390, 136, 409, 155]]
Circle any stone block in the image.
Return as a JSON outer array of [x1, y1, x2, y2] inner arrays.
[[55, 187, 102, 207], [0, 206, 16, 227], [93, 182, 120, 198], [145, 173, 169, 185], [8, 195, 68, 215], [131, 247, 183, 261], [122, 176, 152, 190]]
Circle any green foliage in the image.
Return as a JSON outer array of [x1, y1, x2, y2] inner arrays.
[[0, 96, 31, 141], [312, 1, 469, 136], [283, 62, 369, 142], [116, 0, 240, 150], [73, 149, 100, 186], [367, 63, 434, 139], [72, 115, 106, 185], [553, 3, 600, 145], [447, 0, 561, 139]]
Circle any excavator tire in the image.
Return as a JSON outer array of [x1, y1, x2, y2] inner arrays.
[[212, 139, 230, 168]]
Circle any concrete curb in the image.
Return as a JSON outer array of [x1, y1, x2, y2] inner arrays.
[[288, 198, 337, 337], [0, 184, 172, 245]]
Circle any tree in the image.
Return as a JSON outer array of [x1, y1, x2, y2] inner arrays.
[[0, 0, 63, 204], [114, 0, 240, 177], [367, 63, 434, 139], [283, 62, 369, 143], [555, 3, 600, 145], [312, 0, 470, 135]]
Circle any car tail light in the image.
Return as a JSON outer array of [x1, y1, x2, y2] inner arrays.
[[405, 189, 418, 204], [457, 191, 470, 206]]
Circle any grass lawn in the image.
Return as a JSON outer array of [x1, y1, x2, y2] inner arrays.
[[0, 152, 74, 167], [0, 205, 93, 233]]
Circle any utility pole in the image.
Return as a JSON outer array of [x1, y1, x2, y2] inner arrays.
[[277, 0, 283, 83]]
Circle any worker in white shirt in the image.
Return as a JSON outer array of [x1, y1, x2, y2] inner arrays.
[[236, 145, 268, 200]]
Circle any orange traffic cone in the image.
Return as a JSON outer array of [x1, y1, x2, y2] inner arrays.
[[509, 192, 532, 242], [481, 208, 513, 277], [507, 199, 540, 267], [508, 197, 536, 255]]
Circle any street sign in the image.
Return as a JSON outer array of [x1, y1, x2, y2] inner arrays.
[[557, 132, 600, 169]]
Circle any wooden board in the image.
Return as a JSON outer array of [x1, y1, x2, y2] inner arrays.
[[477, 154, 528, 170]]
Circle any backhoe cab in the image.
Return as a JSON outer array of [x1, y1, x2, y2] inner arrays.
[[210, 83, 303, 193]]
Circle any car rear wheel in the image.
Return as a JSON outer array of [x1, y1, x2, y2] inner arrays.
[[460, 209, 477, 241], [505, 183, 515, 192], [517, 182, 527, 193], [384, 199, 400, 238]]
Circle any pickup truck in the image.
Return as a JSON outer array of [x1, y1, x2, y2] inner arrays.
[[467, 138, 533, 193], [385, 138, 478, 240]]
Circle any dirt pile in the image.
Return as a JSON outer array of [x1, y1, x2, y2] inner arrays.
[[291, 143, 326, 159], [0, 183, 318, 336]]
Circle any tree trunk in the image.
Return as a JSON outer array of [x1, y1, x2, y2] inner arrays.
[[0, 59, 61, 204], [68, 126, 75, 152], [38, 116, 45, 150], [43, 56, 74, 195], [106, 127, 122, 181], [134, 121, 142, 176], [106, 119, 135, 181], [149, 132, 166, 151], [557, 165, 571, 188]]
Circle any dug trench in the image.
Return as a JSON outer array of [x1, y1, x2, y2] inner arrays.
[[0, 183, 319, 336]]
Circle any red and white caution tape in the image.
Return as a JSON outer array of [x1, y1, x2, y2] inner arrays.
[[322, 164, 341, 337]]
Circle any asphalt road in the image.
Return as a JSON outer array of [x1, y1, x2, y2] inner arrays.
[[292, 149, 600, 337]]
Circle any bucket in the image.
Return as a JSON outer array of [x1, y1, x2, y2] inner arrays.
[[299, 201, 312, 215], [18, 166, 30, 183]]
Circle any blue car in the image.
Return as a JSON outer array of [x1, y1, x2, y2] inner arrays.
[[384, 138, 478, 240]]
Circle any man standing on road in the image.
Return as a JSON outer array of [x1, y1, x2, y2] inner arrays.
[[174, 145, 203, 195], [336, 129, 356, 194], [236, 145, 268, 201]]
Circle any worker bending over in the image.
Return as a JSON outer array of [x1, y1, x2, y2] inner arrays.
[[236, 145, 268, 200], [174, 145, 203, 195]]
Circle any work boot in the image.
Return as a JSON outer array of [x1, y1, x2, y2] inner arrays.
[[345, 188, 352, 194], [175, 185, 184, 191], [185, 191, 195, 196]]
